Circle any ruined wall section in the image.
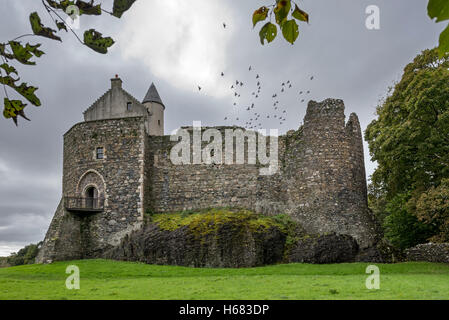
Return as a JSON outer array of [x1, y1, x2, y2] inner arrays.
[[146, 129, 265, 213], [283, 99, 378, 248], [146, 127, 286, 214]]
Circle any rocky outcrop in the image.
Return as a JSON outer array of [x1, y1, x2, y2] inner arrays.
[[104, 209, 377, 267], [288, 233, 359, 264], [406, 243, 449, 263], [105, 222, 286, 268]]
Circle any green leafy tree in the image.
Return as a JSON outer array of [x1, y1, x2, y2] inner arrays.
[[6, 242, 42, 266], [365, 48, 449, 247], [383, 193, 434, 249], [414, 178, 449, 242]]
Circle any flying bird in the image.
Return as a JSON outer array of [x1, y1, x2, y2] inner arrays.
[[221, 72, 224, 77], [198, 86, 201, 91], [223, 23, 226, 28]]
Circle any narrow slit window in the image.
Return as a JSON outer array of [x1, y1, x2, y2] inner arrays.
[[96, 147, 104, 159], [158, 120, 161, 126], [127, 102, 132, 111]]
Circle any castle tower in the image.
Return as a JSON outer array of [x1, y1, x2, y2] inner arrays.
[[143, 83, 165, 136], [283, 99, 378, 249]]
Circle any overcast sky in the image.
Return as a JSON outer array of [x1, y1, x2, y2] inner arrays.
[[0, 0, 445, 256]]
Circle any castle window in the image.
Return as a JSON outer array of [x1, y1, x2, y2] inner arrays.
[[158, 120, 161, 126], [127, 102, 132, 111], [96, 147, 104, 160]]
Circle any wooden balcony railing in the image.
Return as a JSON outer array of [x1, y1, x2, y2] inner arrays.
[[64, 197, 105, 213]]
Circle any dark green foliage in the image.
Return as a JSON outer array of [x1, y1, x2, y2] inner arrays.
[[383, 194, 434, 250], [254, 0, 308, 45], [6, 242, 41, 266], [366, 48, 449, 247], [415, 178, 449, 242]]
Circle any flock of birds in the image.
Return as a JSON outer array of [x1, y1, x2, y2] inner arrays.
[[197, 65, 315, 131], [195, 22, 315, 131]]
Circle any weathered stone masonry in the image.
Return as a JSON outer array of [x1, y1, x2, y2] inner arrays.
[[36, 78, 379, 263]]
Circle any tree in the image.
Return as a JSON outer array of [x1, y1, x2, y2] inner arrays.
[[414, 178, 449, 242], [6, 242, 42, 266], [365, 48, 449, 247]]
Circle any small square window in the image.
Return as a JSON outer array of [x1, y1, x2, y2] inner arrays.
[[96, 147, 104, 159], [127, 102, 132, 111]]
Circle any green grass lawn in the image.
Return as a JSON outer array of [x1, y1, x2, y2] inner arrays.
[[0, 259, 448, 300]]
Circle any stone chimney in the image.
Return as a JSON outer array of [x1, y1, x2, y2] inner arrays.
[[111, 75, 122, 89]]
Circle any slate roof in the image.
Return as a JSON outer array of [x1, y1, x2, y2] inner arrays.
[[142, 83, 165, 108]]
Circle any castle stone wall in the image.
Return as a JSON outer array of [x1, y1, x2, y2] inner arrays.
[[39, 117, 147, 261], [145, 100, 378, 249], [38, 98, 379, 263], [146, 132, 262, 212]]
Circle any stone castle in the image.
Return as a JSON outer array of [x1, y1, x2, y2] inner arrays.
[[36, 77, 379, 263]]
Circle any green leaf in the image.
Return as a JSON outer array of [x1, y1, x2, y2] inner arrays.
[[8, 41, 34, 65], [259, 22, 277, 45], [7, 42, 44, 65], [25, 43, 45, 58], [292, 4, 309, 23], [428, 0, 449, 22], [0, 63, 18, 76], [3, 98, 27, 119], [46, 0, 101, 16], [30, 12, 62, 41], [83, 29, 115, 54], [0, 43, 14, 60], [15, 83, 41, 107], [2, 97, 32, 125], [113, 0, 137, 18], [56, 21, 68, 32], [438, 23, 449, 57], [76, 1, 102, 15], [274, 0, 291, 26], [253, 6, 269, 28], [281, 19, 299, 45], [0, 75, 41, 106]]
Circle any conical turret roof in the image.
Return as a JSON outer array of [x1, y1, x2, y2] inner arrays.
[[142, 83, 165, 108]]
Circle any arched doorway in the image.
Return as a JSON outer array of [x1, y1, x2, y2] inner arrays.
[[85, 186, 98, 208]]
